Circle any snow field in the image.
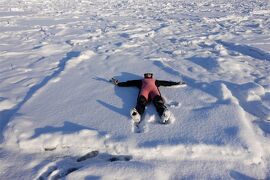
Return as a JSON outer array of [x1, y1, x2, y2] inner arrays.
[[1, 0, 270, 179]]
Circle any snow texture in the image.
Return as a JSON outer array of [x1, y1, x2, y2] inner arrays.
[[1, 0, 270, 179]]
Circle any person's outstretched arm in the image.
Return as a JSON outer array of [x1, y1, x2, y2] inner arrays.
[[156, 80, 186, 87], [111, 78, 142, 88]]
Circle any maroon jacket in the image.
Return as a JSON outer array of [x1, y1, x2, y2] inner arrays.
[[117, 78, 181, 100]]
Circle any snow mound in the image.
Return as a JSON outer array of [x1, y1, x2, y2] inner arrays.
[[5, 118, 108, 153]]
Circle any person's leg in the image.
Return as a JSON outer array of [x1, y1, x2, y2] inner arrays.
[[135, 95, 148, 115], [131, 95, 147, 123], [153, 95, 171, 123], [153, 95, 167, 117]]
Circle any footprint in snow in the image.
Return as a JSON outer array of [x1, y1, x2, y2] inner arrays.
[[37, 150, 132, 179], [166, 101, 181, 108]]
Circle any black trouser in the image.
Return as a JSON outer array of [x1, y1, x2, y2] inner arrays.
[[136, 95, 167, 117]]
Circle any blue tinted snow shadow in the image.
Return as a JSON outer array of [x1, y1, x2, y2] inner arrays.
[[186, 56, 219, 71], [119, 33, 130, 39], [254, 120, 270, 135], [216, 40, 270, 61], [138, 138, 198, 148], [0, 51, 81, 143], [96, 72, 141, 118], [85, 176, 101, 180], [153, 60, 180, 76], [30, 121, 104, 139], [92, 77, 110, 83], [97, 99, 129, 117], [230, 170, 257, 180], [224, 126, 239, 137]]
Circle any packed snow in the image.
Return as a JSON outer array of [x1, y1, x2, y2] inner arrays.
[[1, 0, 270, 179]]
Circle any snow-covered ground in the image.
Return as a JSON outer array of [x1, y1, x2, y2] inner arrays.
[[1, 0, 270, 179]]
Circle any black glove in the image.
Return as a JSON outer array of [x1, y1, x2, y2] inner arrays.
[[178, 81, 186, 85], [110, 78, 119, 85]]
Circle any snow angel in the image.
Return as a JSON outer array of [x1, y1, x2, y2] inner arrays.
[[111, 73, 185, 124]]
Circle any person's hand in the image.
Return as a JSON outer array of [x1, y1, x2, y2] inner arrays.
[[110, 78, 119, 85], [178, 81, 186, 85]]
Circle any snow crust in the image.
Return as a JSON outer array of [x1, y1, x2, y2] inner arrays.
[[1, 0, 270, 179]]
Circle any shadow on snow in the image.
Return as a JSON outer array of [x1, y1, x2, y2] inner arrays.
[[95, 72, 141, 118], [0, 51, 81, 143]]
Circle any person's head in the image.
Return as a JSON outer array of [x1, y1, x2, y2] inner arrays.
[[144, 73, 153, 78]]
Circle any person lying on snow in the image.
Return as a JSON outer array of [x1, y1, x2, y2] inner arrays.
[[111, 73, 185, 124]]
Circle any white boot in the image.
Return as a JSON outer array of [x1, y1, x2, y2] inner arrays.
[[130, 108, 141, 123], [161, 109, 171, 124]]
